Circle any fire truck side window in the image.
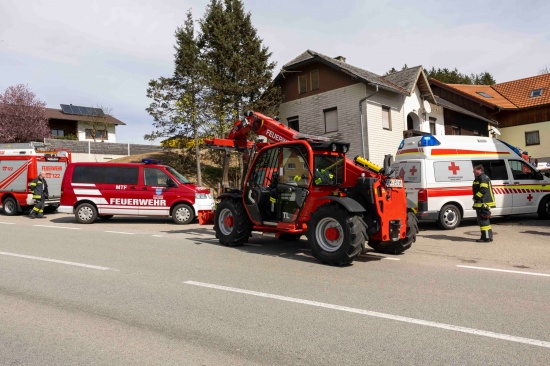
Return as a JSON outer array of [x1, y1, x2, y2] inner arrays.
[[251, 147, 279, 187], [144, 168, 170, 186], [73, 166, 138, 185], [282, 147, 310, 187], [313, 154, 344, 185]]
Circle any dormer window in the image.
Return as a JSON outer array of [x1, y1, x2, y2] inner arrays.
[[530, 88, 543, 97], [476, 91, 493, 98]]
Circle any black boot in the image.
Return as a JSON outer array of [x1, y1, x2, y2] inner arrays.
[[487, 229, 493, 242], [29, 211, 36, 219], [36, 213, 46, 219], [476, 231, 487, 242]]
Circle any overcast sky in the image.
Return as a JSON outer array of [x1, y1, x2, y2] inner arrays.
[[1, 0, 549, 144]]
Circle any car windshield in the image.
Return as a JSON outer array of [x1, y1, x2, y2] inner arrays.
[[166, 166, 191, 184]]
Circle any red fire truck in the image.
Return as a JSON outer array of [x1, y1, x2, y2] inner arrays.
[[0, 142, 71, 215]]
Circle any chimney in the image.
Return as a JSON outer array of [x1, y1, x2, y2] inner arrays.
[[334, 56, 346, 63]]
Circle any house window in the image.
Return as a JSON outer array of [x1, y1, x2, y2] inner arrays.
[[324, 108, 338, 133], [310, 70, 319, 91], [452, 126, 460, 135], [525, 130, 540, 146], [429, 117, 436, 135], [530, 88, 543, 98], [85, 129, 108, 140], [382, 106, 391, 130], [476, 91, 493, 98], [287, 116, 299, 132], [298, 74, 307, 94], [51, 129, 64, 137], [286, 163, 296, 170]]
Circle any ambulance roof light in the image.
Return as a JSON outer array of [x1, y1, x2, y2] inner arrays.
[[398, 139, 404, 150], [418, 135, 440, 147]]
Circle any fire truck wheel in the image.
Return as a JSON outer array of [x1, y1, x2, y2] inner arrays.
[[538, 196, 550, 220], [437, 204, 462, 230], [308, 204, 364, 266], [214, 199, 252, 247], [2, 197, 18, 216], [172, 204, 194, 225], [368, 212, 418, 254], [75, 203, 98, 224]]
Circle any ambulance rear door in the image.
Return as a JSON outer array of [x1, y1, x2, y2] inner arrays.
[[391, 160, 422, 209]]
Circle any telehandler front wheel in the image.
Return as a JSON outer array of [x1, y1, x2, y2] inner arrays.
[[368, 211, 418, 254], [307, 204, 364, 266], [214, 199, 252, 247]]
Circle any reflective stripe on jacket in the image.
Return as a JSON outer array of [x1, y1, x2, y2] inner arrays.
[[472, 173, 495, 208]]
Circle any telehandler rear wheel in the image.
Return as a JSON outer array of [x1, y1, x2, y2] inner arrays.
[[308, 204, 364, 266], [368, 211, 418, 254], [214, 199, 252, 247]]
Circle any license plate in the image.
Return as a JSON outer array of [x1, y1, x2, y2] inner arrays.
[[386, 178, 403, 188]]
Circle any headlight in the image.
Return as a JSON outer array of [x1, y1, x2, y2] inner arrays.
[[195, 193, 208, 199]]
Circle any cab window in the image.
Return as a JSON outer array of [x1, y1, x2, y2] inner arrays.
[[282, 146, 310, 187], [144, 168, 170, 186], [313, 154, 344, 185], [509, 160, 537, 180]]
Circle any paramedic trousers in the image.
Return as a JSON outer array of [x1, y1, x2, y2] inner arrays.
[[475, 208, 493, 241], [31, 197, 45, 217]]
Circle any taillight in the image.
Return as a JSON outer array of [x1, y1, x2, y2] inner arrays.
[[418, 189, 428, 202]]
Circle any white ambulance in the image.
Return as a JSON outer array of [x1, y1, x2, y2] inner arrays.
[[392, 135, 550, 229]]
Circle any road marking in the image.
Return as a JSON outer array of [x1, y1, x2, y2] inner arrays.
[[457, 265, 550, 277], [0, 222, 16, 225], [184, 280, 550, 349], [104, 231, 135, 235], [34, 225, 81, 230], [362, 254, 400, 261], [152, 235, 163, 237], [0, 251, 118, 271]]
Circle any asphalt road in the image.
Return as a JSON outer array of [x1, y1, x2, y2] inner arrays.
[[1, 211, 549, 365]]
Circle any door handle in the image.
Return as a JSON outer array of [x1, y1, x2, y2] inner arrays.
[[129, 186, 137, 190], [503, 182, 510, 184], [513, 181, 520, 184]]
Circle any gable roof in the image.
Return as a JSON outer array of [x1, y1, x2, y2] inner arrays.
[[45, 107, 126, 125], [277, 50, 408, 95], [434, 96, 497, 125], [492, 73, 550, 108], [381, 66, 436, 103]]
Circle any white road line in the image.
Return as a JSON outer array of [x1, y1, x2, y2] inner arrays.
[[184, 280, 550, 349], [104, 231, 135, 235], [34, 225, 81, 230], [362, 254, 400, 261], [457, 265, 550, 277], [0, 251, 118, 271], [152, 235, 163, 237], [0, 222, 16, 225]]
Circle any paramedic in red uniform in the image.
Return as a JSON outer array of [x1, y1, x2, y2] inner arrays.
[[472, 164, 496, 242], [29, 171, 49, 219]]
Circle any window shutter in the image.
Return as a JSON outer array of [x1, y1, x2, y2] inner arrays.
[[311, 70, 319, 91], [299, 75, 307, 94], [382, 106, 391, 130], [324, 109, 338, 133]]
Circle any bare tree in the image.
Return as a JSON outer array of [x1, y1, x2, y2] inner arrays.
[[0, 84, 50, 143], [85, 105, 112, 142], [539, 66, 550, 75]]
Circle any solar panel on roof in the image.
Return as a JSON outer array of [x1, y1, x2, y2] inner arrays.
[[60, 104, 105, 117], [60, 104, 73, 114]]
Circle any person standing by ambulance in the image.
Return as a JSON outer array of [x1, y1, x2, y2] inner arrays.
[[472, 164, 495, 242], [29, 171, 49, 219]]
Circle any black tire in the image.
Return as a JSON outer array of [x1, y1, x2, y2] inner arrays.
[[538, 195, 550, 219], [98, 215, 114, 220], [75, 203, 98, 224], [2, 197, 18, 216], [368, 212, 418, 254], [214, 199, 252, 247], [307, 204, 364, 266], [437, 203, 461, 230], [172, 203, 194, 224], [279, 233, 302, 241]]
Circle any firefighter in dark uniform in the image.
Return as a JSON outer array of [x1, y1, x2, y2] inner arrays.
[[472, 164, 495, 242], [29, 171, 49, 219]]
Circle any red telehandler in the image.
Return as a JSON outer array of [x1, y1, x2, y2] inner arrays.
[[203, 111, 418, 265]]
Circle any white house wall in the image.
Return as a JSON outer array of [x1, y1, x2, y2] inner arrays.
[[77, 121, 117, 142]]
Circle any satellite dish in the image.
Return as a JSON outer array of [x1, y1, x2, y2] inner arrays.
[[423, 100, 432, 114], [490, 126, 501, 136]]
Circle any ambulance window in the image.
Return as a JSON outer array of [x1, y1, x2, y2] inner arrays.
[[144, 168, 170, 186], [472, 160, 508, 180], [509, 160, 537, 180]]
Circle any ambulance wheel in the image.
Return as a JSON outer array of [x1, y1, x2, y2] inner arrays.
[[75, 203, 98, 224], [172, 203, 194, 224], [308, 204, 364, 266], [2, 197, 18, 216], [538, 196, 550, 219], [214, 199, 252, 247], [437, 204, 461, 230], [368, 212, 418, 254]]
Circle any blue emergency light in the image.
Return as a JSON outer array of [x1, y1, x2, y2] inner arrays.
[[418, 135, 441, 147], [142, 158, 160, 164]]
